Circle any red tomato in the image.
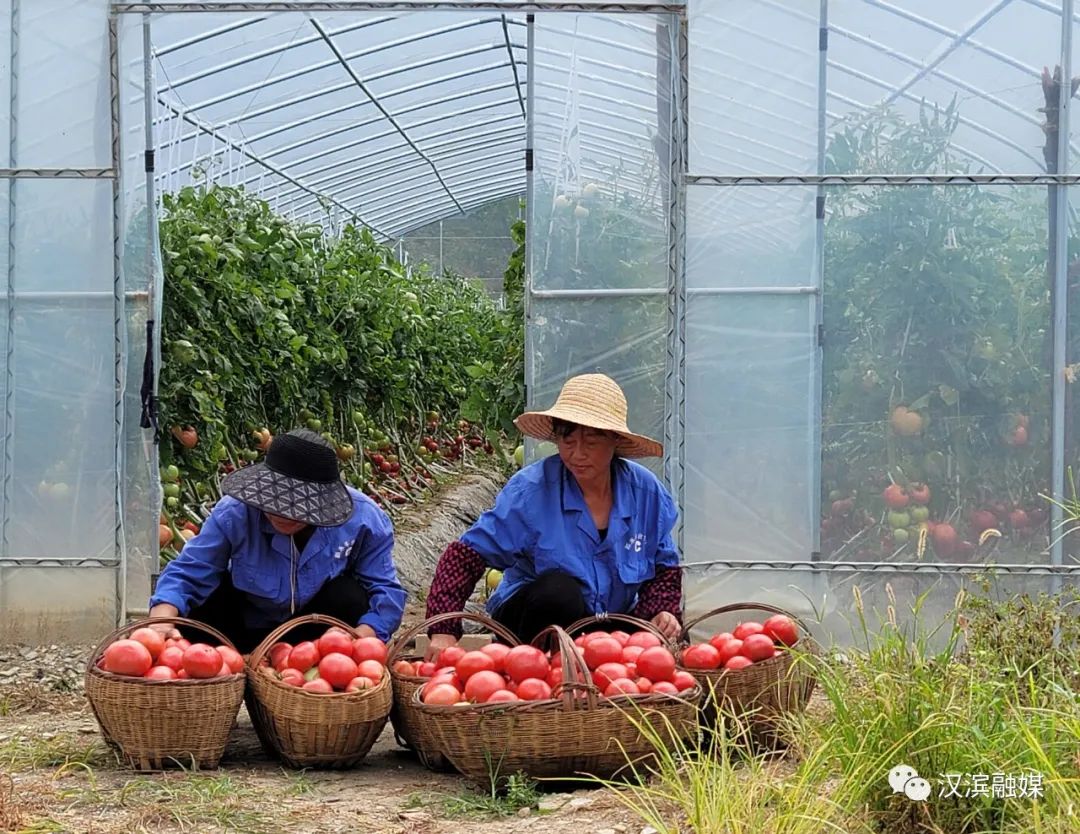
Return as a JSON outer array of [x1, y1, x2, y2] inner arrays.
[[436, 646, 466, 670], [346, 676, 376, 692], [182, 644, 224, 678], [158, 645, 185, 672], [356, 660, 384, 682], [672, 671, 697, 691], [716, 639, 745, 665], [724, 655, 753, 671], [392, 660, 417, 677], [166, 637, 191, 652], [302, 678, 334, 693], [129, 628, 165, 662], [762, 615, 799, 647], [505, 646, 550, 683], [636, 678, 653, 693], [593, 662, 630, 689], [621, 645, 645, 664], [546, 664, 564, 689], [431, 670, 462, 690], [455, 651, 496, 683], [582, 637, 623, 670], [486, 689, 518, 703], [733, 621, 764, 641], [286, 642, 320, 673], [317, 629, 355, 659], [352, 637, 388, 665], [280, 668, 305, 687], [741, 634, 777, 662], [652, 680, 679, 695], [604, 678, 640, 697], [609, 631, 631, 647], [464, 670, 506, 703], [626, 631, 662, 649], [681, 644, 721, 670], [417, 662, 437, 677], [269, 642, 292, 672], [708, 632, 735, 651], [144, 665, 177, 681], [103, 640, 153, 677], [319, 652, 360, 690], [215, 645, 245, 674], [479, 643, 511, 672], [636, 646, 676, 683], [423, 683, 462, 705], [176, 669, 190, 679], [516, 678, 553, 701]]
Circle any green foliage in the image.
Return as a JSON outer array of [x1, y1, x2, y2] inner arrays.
[[157, 184, 519, 535], [821, 104, 1051, 560]]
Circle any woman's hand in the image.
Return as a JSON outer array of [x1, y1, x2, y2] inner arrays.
[[147, 603, 182, 639], [355, 624, 377, 640], [651, 611, 681, 641], [425, 633, 458, 662]]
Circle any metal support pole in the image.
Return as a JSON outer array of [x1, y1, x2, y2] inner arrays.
[[438, 219, 444, 274], [524, 13, 536, 436], [811, 0, 828, 559], [2, 0, 18, 560], [673, 15, 687, 556], [1051, 0, 1073, 592], [109, 17, 127, 627]]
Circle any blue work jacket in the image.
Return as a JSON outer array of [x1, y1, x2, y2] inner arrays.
[[149, 490, 405, 641], [461, 455, 680, 616]]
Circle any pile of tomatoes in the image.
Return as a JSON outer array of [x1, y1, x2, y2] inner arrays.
[[398, 629, 697, 706], [680, 614, 800, 671], [97, 627, 244, 680], [257, 627, 389, 694]]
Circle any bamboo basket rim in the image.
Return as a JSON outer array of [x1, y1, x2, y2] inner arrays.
[[86, 615, 246, 684], [386, 611, 521, 683]]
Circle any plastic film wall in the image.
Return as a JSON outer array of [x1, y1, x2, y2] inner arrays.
[[0, 1, 157, 641], [681, 0, 1077, 644]]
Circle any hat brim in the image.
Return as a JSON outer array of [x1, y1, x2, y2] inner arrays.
[[514, 410, 663, 459], [220, 463, 353, 527]]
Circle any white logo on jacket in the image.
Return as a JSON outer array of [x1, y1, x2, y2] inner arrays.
[[332, 538, 355, 560], [625, 534, 646, 553]]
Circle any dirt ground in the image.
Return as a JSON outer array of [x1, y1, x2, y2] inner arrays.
[[1, 682, 648, 834]]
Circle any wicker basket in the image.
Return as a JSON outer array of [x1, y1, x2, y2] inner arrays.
[[84, 616, 246, 771], [244, 614, 392, 769], [387, 612, 520, 772], [678, 602, 819, 740], [416, 617, 701, 784]]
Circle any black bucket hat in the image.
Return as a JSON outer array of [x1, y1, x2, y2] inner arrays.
[[220, 429, 352, 527]]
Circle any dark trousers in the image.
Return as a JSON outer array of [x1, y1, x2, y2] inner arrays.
[[490, 570, 590, 644], [187, 572, 371, 654]]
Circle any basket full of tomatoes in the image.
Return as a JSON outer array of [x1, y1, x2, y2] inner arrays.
[[678, 603, 818, 738], [84, 617, 247, 770], [246, 614, 392, 769], [410, 613, 701, 783]]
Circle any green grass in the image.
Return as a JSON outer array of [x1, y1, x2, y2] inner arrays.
[[406, 771, 541, 819], [0, 732, 114, 772]]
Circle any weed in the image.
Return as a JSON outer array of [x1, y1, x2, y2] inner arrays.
[[407, 771, 541, 819], [0, 732, 114, 772]]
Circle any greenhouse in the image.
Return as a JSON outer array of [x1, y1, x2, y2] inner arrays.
[[1, 0, 1079, 644]]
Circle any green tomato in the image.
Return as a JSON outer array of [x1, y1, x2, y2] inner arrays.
[[513, 445, 525, 468], [911, 506, 930, 523], [307, 419, 323, 431], [892, 528, 910, 544], [165, 496, 179, 510], [163, 464, 180, 483], [163, 483, 181, 499], [887, 511, 911, 529]]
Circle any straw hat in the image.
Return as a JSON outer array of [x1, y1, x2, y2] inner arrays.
[[221, 429, 353, 526], [514, 374, 663, 459]]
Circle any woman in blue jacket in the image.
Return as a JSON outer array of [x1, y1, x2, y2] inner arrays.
[[424, 374, 682, 659], [149, 429, 406, 651]]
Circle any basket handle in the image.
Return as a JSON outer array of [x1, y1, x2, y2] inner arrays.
[[532, 624, 600, 710], [680, 602, 815, 644], [386, 611, 520, 665], [247, 613, 360, 670], [564, 612, 677, 651], [85, 615, 242, 676]]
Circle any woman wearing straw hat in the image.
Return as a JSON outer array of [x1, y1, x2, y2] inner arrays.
[[424, 374, 681, 658], [147, 429, 406, 652]]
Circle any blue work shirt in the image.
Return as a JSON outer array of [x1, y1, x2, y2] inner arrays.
[[461, 455, 680, 616], [149, 489, 405, 642]]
